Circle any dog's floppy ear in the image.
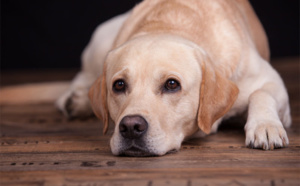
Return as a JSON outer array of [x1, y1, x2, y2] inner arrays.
[[88, 74, 109, 134], [197, 56, 239, 134]]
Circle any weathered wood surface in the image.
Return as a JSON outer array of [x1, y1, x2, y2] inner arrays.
[[0, 58, 299, 186]]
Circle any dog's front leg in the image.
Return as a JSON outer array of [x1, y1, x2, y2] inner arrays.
[[55, 71, 96, 118], [245, 81, 291, 150]]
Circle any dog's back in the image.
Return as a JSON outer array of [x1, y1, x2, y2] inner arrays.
[[114, 0, 269, 63]]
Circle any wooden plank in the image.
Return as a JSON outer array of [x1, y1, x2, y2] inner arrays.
[[1, 168, 299, 186], [0, 69, 78, 87], [0, 133, 299, 171]]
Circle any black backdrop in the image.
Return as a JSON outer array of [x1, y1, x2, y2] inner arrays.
[[1, 0, 299, 70]]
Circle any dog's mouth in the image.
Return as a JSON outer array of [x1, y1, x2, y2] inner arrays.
[[117, 137, 179, 157], [119, 145, 156, 157], [119, 145, 178, 157]]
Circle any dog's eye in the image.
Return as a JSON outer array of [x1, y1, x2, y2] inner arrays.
[[164, 79, 181, 92], [113, 79, 126, 93]]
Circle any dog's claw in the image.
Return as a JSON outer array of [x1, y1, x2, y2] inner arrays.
[[247, 141, 255, 149], [65, 95, 74, 118]]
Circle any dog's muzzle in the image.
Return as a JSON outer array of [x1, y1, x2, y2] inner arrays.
[[119, 115, 148, 139], [118, 115, 154, 156]]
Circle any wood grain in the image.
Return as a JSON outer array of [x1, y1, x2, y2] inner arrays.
[[0, 57, 299, 186]]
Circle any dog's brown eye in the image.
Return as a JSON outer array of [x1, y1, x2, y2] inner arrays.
[[113, 80, 126, 93], [164, 79, 181, 92]]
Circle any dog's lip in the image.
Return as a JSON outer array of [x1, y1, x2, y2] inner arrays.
[[119, 146, 178, 157], [166, 148, 178, 154], [119, 145, 156, 157]]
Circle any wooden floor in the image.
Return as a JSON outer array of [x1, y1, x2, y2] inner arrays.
[[0, 58, 299, 186]]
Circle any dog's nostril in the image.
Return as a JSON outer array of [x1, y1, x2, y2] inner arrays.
[[134, 123, 147, 132], [119, 124, 127, 133], [119, 115, 148, 139]]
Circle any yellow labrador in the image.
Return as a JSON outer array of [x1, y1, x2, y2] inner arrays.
[[56, 0, 290, 156]]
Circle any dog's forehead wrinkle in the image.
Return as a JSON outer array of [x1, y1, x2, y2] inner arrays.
[[114, 35, 196, 61]]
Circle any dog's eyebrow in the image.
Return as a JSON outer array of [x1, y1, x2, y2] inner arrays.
[[158, 71, 183, 82], [111, 67, 129, 81]]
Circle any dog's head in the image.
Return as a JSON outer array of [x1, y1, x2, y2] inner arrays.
[[89, 35, 238, 156]]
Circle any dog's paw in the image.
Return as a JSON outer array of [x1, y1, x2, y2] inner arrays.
[[56, 88, 93, 119], [245, 121, 289, 150]]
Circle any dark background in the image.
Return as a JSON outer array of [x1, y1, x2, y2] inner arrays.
[[1, 0, 299, 70]]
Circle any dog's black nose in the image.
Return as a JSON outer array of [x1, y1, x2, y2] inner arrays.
[[119, 115, 148, 139]]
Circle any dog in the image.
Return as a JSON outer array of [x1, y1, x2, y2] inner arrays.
[[2, 0, 291, 156]]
